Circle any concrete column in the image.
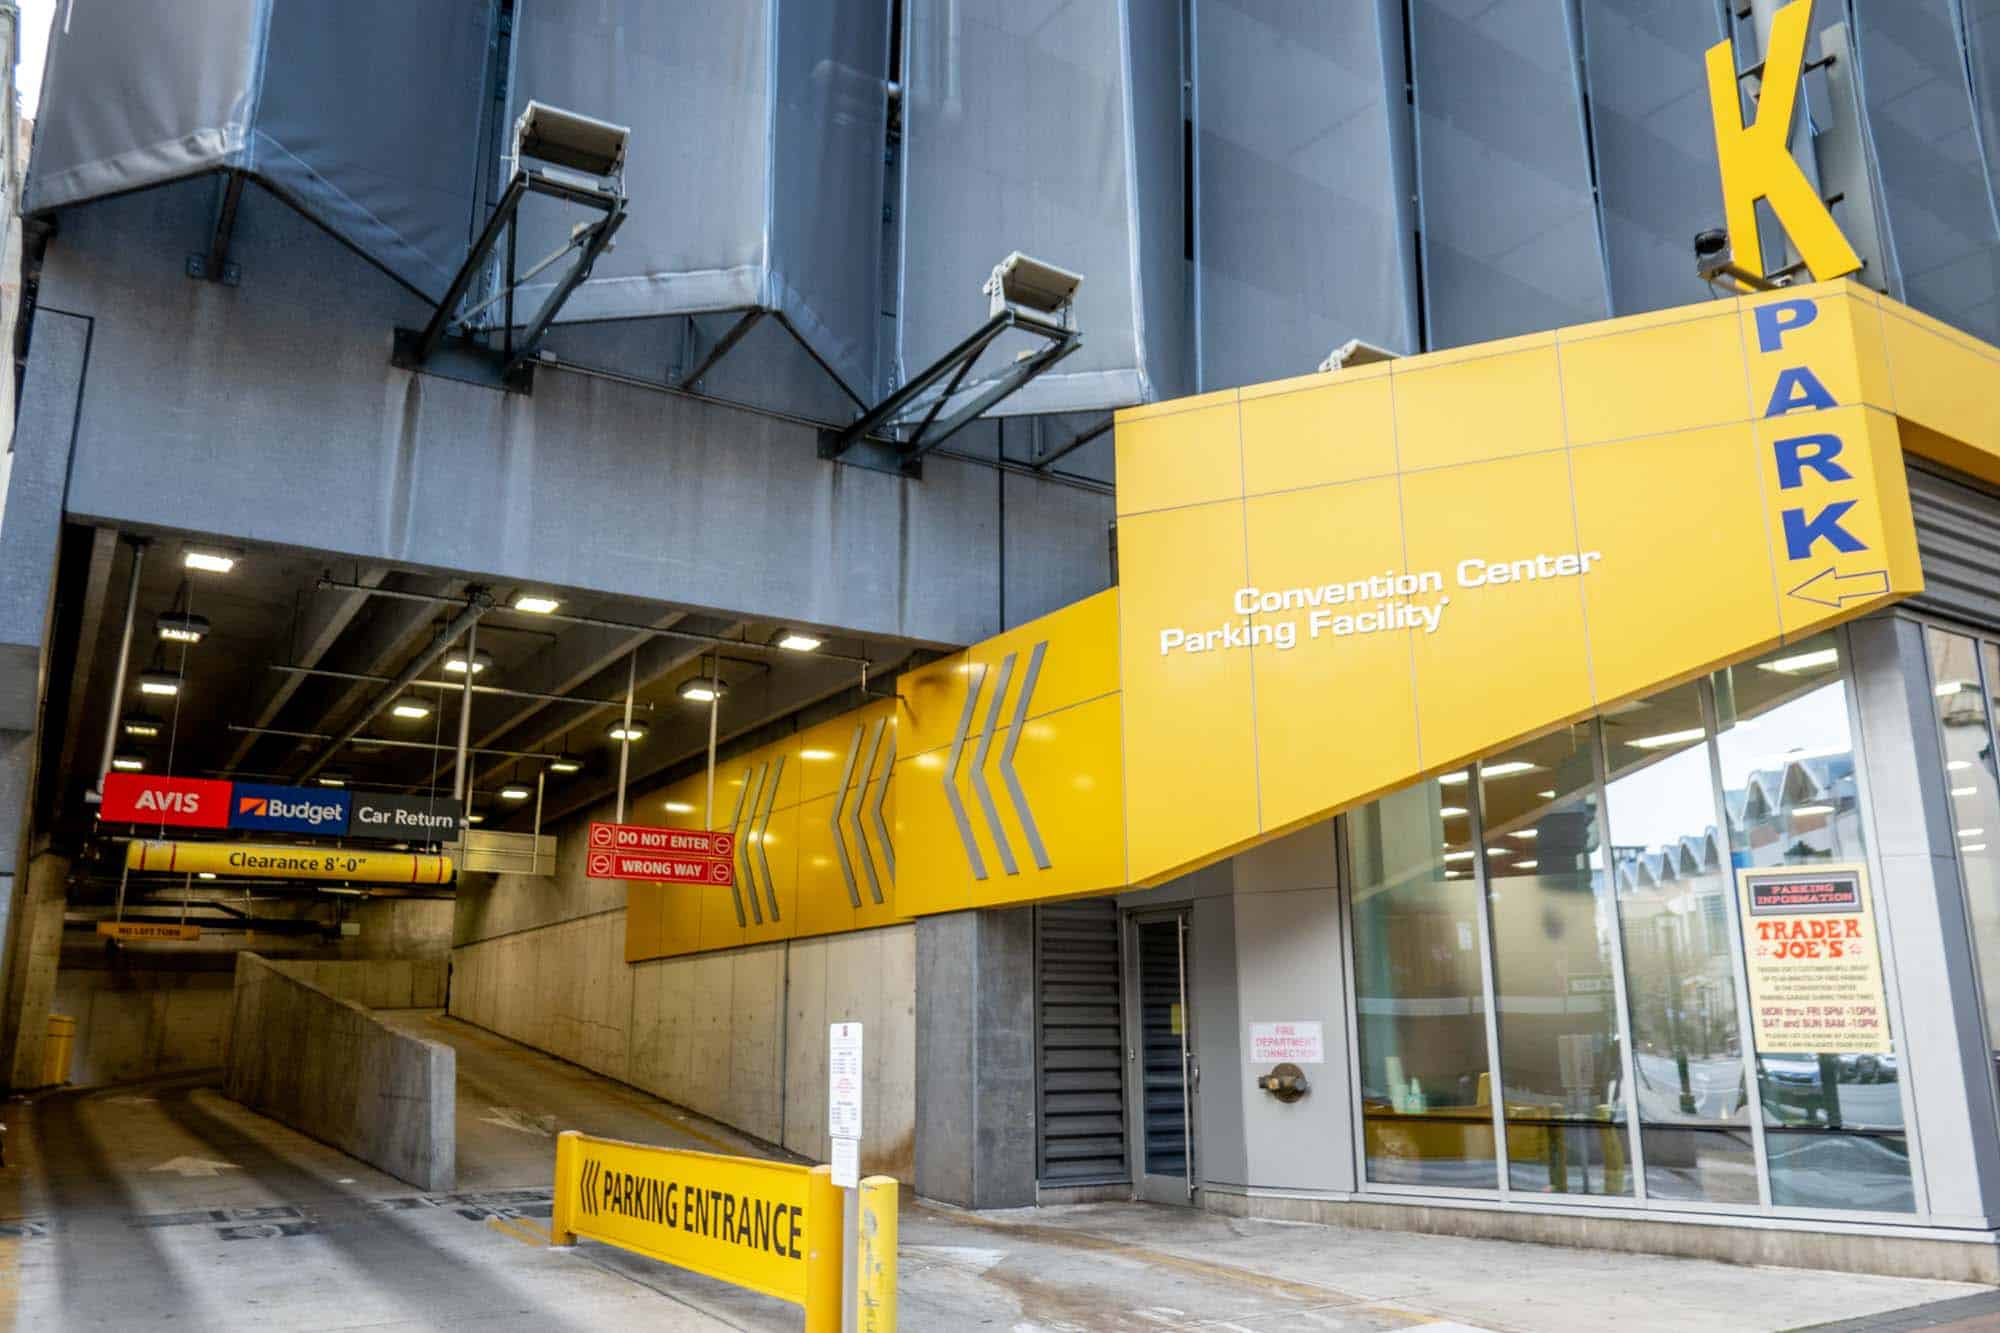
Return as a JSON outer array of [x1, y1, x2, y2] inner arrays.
[[3, 850, 69, 1090], [1848, 616, 2000, 1224], [914, 907, 1036, 1208]]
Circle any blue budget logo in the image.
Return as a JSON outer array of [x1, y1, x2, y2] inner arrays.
[[228, 783, 351, 836]]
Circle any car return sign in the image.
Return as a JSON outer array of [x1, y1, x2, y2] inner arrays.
[[551, 1132, 840, 1328]]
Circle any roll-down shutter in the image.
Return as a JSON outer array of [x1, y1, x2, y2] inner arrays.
[[1035, 899, 1128, 1186], [1909, 465, 2000, 630]]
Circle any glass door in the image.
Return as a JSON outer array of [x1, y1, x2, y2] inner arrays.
[[1129, 909, 1196, 1203]]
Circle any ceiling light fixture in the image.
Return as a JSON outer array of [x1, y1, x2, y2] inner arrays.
[[679, 679, 725, 704], [1515, 859, 1539, 870], [499, 784, 531, 801], [1961, 827, 1986, 839], [1479, 761, 1540, 778], [775, 631, 823, 653], [1758, 647, 1838, 675], [391, 696, 433, 720], [1442, 849, 1476, 862], [1510, 829, 1538, 840], [467, 812, 486, 825], [111, 754, 145, 771], [122, 714, 163, 739], [1436, 772, 1469, 787], [512, 593, 561, 615], [138, 670, 182, 697], [1936, 680, 1975, 697], [548, 757, 582, 774], [1954, 786, 1979, 798], [663, 800, 695, 814], [198, 871, 217, 880], [317, 774, 347, 788], [607, 720, 650, 743], [1439, 805, 1468, 817], [443, 649, 494, 675], [1627, 728, 1704, 750], [182, 547, 238, 574], [1791, 803, 1834, 817], [156, 611, 211, 644]]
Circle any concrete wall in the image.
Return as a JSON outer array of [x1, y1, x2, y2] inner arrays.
[[53, 966, 231, 1086], [225, 952, 454, 1191], [269, 958, 448, 1011], [453, 853, 917, 1180]]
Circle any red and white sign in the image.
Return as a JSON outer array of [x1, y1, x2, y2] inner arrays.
[[1248, 1020, 1325, 1065], [586, 848, 735, 886], [100, 774, 233, 828], [587, 821, 734, 860]]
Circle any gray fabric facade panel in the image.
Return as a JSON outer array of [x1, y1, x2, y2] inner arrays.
[[1411, 0, 1611, 349], [900, 0, 1187, 414], [508, 0, 888, 401], [1194, 0, 1417, 390], [1579, 0, 1730, 317], [1852, 1, 2000, 345], [25, 0, 494, 303], [25, 0, 262, 214], [1907, 465, 2000, 630]]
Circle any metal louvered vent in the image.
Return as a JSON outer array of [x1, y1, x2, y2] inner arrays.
[[1035, 899, 1128, 1187], [1908, 465, 2000, 630]]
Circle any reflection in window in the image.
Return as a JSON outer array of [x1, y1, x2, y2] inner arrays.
[[1933, 634, 2000, 1103], [1351, 777, 1498, 1187], [1713, 636, 1912, 1213], [1482, 726, 1632, 1196], [1602, 683, 1756, 1203]]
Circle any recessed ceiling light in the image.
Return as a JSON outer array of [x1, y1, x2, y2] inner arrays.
[[606, 720, 650, 742], [391, 697, 432, 720], [663, 800, 695, 814], [182, 547, 238, 574], [111, 754, 145, 771], [122, 714, 163, 739], [138, 670, 181, 697], [512, 594, 561, 615], [443, 649, 494, 675], [1627, 728, 1704, 750], [499, 784, 531, 801], [156, 611, 210, 644], [1758, 647, 1838, 675], [1480, 761, 1539, 778], [776, 631, 822, 653], [679, 679, 725, 704]]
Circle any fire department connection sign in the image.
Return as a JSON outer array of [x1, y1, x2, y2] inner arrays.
[[1249, 1021, 1324, 1064], [1739, 863, 1890, 1054], [585, 822, 735, 886]]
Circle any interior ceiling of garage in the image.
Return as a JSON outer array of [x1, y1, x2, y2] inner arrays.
[[48, 523, 921, 853]]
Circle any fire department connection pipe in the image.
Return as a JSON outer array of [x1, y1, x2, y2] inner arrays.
[[297, 590, 492, 784], [94, 539, 146, 795]]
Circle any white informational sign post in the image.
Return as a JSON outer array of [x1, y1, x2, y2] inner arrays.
[[829, 1022, 863, 1188]]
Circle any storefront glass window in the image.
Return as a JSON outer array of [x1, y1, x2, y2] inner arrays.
[[1932, 632, 2000, 1102], [1713, 636, 1913, 1213], [1480, 726, 1632, 1196], [1350, 775, 1498, 1187], [1602, 682, 1757, 1203]]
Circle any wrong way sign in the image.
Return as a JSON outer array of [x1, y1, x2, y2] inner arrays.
[[585, 848, 735, 887]]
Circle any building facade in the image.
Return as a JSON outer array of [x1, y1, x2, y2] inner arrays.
[[6, 0, 2000, 1284]]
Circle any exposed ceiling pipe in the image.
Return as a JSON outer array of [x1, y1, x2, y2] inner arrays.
[[296, 589, 492, 782]]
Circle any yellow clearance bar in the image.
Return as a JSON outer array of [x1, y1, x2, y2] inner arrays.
[[551, 1131, 841, 1328], [124, 840, 454, 885]]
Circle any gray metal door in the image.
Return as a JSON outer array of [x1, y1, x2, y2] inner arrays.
[[1036, 900, 1128, 1187], [1128, 909, 1196, 1203]]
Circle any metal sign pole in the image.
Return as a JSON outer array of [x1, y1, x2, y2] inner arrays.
[[452, 622, 478, 803], [615, 650, 635, 822], [94, 540, 146, 792], [704, 656, 719, 829]]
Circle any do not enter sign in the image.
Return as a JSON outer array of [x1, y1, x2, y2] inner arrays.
[[586, 822, 735, 887]]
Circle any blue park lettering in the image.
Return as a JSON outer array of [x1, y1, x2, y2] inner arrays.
[[1754, 298, 1818, 352], [1765, 365, 1836, 416], [1782, 501, 1866, 559], [1773, 434, 1851, 489]]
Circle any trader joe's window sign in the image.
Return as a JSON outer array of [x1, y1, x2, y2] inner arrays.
[[1739, 863, 1891, 1054]]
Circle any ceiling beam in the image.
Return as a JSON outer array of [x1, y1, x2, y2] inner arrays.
[[218, 565, 391, 774]]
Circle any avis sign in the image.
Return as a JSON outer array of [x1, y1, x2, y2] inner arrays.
[[586, 822, 735, 887], [100, 774, 231, 828]]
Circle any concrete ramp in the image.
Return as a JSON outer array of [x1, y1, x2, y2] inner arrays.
[[224, 952, 454, 1191]]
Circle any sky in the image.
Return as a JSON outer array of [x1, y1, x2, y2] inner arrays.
[[17, 0, 53, 119]]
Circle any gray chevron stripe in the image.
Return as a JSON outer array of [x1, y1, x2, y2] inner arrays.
[[869, 731, 897, 880], [971, 652, 1019, 876], [755, 755, 783, 921], [830, 723, 863, 906], [944, 663, 988, 880], [1002, 640, 1052, 869], [739, 763, 768, 925], [852, 718, 886, 905], [723, 765, 752, 927]]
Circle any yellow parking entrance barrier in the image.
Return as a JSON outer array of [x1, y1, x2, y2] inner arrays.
[[550, 1130, 841, 1330], [856, 1175, 897, 1331]]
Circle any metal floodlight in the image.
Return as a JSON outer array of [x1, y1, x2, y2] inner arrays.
[[156, 611, 211, 644], [679, 678, 726, 705], [514, 101, 630, 183], [511, 593, 562, 615], [138, 669, 182, 697], [111, 754, 145, 772], [606, 719, 650, 743], [986, 251, 1083, 327], [774, 630, 822, 653], [182, 546, 239, 574], [122, 713, 164, 739], [1317, 338, 1399, 374], [443, 649, 494, 675]]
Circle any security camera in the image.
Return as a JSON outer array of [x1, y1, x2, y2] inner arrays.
[[513, 101, 631, 181], [986, 252, 1084, 326], [1694, 228, 1729, 262]]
